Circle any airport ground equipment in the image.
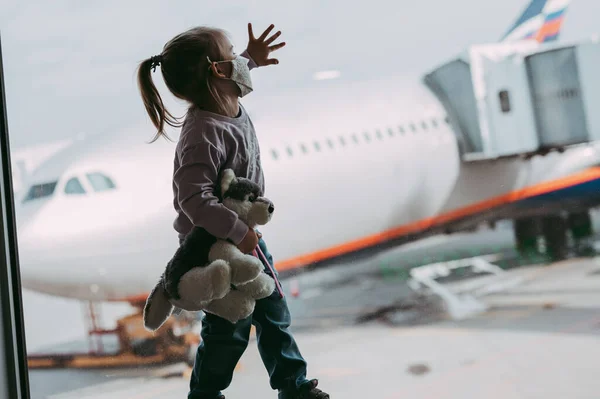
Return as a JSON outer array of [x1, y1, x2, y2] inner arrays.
[[407, 254, 524, 320], [27, 302, 201, 369]]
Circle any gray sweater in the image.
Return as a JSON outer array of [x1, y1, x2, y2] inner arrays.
[[172, 51, 263, 244]]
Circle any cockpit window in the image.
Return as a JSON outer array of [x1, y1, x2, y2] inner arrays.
[[22, 181, 57, 203], [64, 177, 86, 194], [86, 172, 116, 192]]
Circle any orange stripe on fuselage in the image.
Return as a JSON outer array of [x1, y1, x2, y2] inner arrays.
[[122, 167, 600, 303], [275, 167, 600, 271]]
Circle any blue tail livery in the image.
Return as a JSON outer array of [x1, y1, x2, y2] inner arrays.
[[501, 0, 571, 43]]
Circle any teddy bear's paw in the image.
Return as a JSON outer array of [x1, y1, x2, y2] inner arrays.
[[229, 254, 263, 285], [236, 273, 276, 300], [169, 296, 208, 313], [178, 260, 231, 305], [203, 290, 255, 324]]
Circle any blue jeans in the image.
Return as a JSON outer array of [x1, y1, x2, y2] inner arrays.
[[188, 238, 309, 398]]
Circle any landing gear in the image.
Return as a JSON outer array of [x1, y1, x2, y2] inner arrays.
[[513, 210, 596, 263], [568, 210, 595, 256], [541, 214, 569, 261], [513, 217, 541, 260]]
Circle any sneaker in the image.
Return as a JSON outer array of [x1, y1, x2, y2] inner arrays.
[[280, 379, 329, 399]]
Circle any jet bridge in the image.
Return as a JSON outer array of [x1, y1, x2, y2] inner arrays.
[[423, 38, 600, 161]]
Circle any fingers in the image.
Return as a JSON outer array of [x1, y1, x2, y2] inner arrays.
[[248, 23, 255, 40], [268, 42, 286, 52], [265, 58, 279, 65], [258, 24, 275, 41], [264, 30, 281, 45]]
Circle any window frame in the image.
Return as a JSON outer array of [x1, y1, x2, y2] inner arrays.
[[0, 35, 32, 399]]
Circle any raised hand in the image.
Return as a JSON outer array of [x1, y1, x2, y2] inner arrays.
[[246, 23, 286, 67]]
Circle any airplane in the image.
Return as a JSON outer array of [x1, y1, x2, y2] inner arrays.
[[9, 138, 74, 197], [12, 0, 600, 315]]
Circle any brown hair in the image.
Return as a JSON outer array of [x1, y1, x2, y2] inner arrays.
[[137, 26, 235, 142]]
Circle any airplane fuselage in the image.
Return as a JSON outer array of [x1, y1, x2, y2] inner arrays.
[[14, 76, 600, 303]]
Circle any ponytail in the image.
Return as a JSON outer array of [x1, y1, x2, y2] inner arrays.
[[137, 57, 181, 143], [137, 26, 238, 142]]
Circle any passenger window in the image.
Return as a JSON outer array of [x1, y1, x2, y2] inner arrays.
[[410, 123, 417, 133], [86, 173, 116, 192], [376, 129, 383, 140], [271, 149, 278, 160], [300, 143, 308, 154], [352, 134, 359, 144], [286, 146, 293, 157], [339, 136, 347, 146], [398, 126, 405, 135], [363, 132, 371, 142], [64, 177, 86, 195], [327, 138, 334, 149], [387, 128, 394, 137], [421, 121, 428, 130], [314, 141, 321, 151], [432, 119, 438, 128]]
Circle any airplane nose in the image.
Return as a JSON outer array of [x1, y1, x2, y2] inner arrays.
[[268, 204, 274, 214]]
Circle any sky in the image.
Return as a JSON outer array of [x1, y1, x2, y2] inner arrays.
[[1, 0, 599, 149]]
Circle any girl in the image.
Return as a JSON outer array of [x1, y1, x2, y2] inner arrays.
[[136, 24, 330, 399]]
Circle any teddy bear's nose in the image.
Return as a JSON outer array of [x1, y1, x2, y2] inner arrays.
[[268, 204, 275, 213]]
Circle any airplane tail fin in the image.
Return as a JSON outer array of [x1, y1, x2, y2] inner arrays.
[[143, 280, 174, 332], [501, 0, 571, 44]]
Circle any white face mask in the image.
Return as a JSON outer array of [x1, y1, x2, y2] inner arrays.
[[208, 55, 253, 97]]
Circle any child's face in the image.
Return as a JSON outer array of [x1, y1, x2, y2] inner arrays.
[[212, 40, 236, 78], [209, 39, 241, 97]]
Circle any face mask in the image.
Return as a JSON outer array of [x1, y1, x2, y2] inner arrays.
[[208, 55, 253, 97]]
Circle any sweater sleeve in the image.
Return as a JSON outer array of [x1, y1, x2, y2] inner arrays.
[[174, 134, 248, 244], [240, 49, 258, 70]]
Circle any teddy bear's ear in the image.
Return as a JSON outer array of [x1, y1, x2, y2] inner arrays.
[[220, 169, 237, 197]]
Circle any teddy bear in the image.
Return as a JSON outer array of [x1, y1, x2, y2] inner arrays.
[[143, 169, 276, 331]]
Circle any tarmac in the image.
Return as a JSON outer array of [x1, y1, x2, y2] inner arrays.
[[28, 227, 600, 399]]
